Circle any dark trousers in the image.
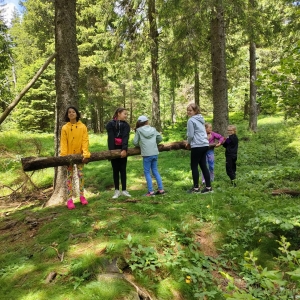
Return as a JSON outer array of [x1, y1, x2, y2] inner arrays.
[[225, 155, 237, 180], [111, 157, 127, 190], [190, 146, 211, 188]]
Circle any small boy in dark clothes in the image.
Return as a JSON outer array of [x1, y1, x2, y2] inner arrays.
[[223, 125, 238, 186]]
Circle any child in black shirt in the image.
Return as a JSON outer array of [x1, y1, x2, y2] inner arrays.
[[223, 125, 238, 186]]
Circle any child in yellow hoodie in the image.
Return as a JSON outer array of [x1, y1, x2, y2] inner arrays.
[[60, 106, 90, 209]]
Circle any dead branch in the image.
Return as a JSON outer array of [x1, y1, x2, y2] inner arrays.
[[0, 53, 57, 125], [50, 246, 64, 262], [45, 271, 57, 283], [123, 273, 154, 300], [0, 220, 19, 230]]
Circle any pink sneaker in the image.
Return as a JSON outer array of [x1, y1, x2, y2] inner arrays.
[[80, 196, 88, 205], [67, 199, 75, 210]]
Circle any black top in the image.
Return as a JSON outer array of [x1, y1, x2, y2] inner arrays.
[[223, 134, 238, 157], [106, 119, 130, 151]]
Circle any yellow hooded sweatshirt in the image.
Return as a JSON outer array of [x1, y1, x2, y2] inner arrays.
[[60, 121, 91, 159]]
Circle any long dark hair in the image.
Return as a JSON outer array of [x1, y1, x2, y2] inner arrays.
[[113, 107, 127, 119], [64, 106, 81, 122], [135, 120, 148, 132]]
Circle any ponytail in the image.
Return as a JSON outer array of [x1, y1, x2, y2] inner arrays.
[[113, 107, 126, 120]]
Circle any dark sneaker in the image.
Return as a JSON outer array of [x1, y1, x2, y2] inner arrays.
[[231, 180, 236, 187], [155, 190, 165, 195], [144, 192, 155, 197], [201, 187, 213, 194], [187, 187, 200, 193]]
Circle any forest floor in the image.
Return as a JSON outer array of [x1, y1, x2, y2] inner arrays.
[[1, 114, 300, 299]]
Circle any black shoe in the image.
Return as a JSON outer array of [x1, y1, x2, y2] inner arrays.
[[201, 187, 213, 194], [231, 180, 236, 187], [187, 187, 200, 193], [155, 190, 166, 195]]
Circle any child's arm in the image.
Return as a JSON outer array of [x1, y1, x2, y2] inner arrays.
[[60, 127, 68, 156], [156, 131, 162, 144], [186, 120, 194, 144], [106, 122, 115, 150], [212, 131, 225, 147], [223, 135, 237, 148], [82, 126, 90, 159], [222, 137, 230, 148], [133, 131, 140, 147], [230, 134, 238, 146], [121, 123, 130, 151]]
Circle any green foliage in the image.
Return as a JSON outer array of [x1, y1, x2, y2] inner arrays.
[[12, 67, 56, 132], [1, 0, 298, 132], [1, 115, 300, 299], [126, 228, 223, 299], [222, 237, 300, 299], [0, 13, 12, 109]]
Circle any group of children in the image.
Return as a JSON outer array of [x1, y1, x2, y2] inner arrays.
[[60, 105, 238, 209]]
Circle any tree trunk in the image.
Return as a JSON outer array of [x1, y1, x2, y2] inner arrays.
[[87, 75, 98, 133], [22, 141, 188, 171], [47, 0, 79, 207], [129, 84, 133, 125], [148, 0, 161, 131], [170, 80, 176, 124], [249, 40, 257, 132], [122, 83, 126, 108], [194, 65, 200, 107], [210, 2, 228, 137], [0, 53, 56, 125], [248, 0, 258, 132], [99, 94, 104, 133]]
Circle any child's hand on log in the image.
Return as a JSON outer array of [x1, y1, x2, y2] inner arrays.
[[82, 157, 89, 164], [185, 143, 191, 150], [120, 150, 127, 158]]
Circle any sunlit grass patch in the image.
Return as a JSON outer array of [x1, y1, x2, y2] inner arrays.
[[19, 290, 49, 300], [76, 280, 134, 300], [156, 277, 189, 300]]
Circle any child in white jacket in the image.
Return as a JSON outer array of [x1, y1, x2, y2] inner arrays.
[[133, 115, 165, 196]]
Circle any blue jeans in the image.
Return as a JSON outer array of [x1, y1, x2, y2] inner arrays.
[[143, 155, 163, 192], [202, 149, 215, 182]]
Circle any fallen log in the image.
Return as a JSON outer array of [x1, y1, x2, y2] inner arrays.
[[271, 189, 300, 197], [21, 141, 188, 172]]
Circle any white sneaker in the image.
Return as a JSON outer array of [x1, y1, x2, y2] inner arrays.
[[112, 190, 121, 199], [122, 190, 131, 197]]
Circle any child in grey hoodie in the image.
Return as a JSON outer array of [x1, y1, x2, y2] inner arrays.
[[133, 115, 165, 196], [186, 104, 212, 194]]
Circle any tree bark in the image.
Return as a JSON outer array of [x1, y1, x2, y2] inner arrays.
[[271, 189, 300, 197], [48, 0, 79, 207], [170, 80, 176, 124], [248, 0, 258, 132], [148, 0, 161, 132], [0, 53, 56, 125], [210, 2, 228, 137], [249, 40, 257, 132], [194, 65, 200, 107], [22, 141, 188, 172]]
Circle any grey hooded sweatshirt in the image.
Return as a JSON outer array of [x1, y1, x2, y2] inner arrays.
[[133, 125, 162, 156], [187, 114, 209, 148]]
